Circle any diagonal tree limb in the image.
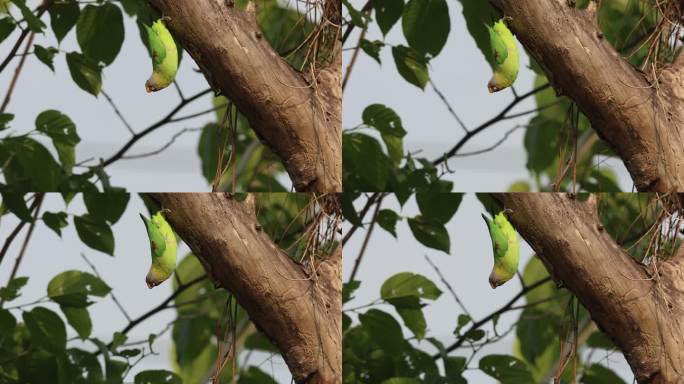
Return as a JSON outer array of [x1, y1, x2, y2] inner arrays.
[[493, 193, 684, 383], [150, 193, 341, 383], [147, 0, 341, 193], [489, 0, 684, 192]]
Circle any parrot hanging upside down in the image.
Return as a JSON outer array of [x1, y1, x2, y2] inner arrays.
[[486, 19, 519, 93], [481, 211, 519, 289], [140, 211, 177, 288], [144, 19, 179, 93]]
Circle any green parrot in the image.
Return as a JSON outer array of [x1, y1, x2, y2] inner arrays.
[[481, 211, 519, 288], [140, 211, 177, 288], [144, 19, 178, 93], [486, 19, 519, 93]]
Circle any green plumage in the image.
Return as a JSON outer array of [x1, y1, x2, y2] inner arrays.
[[144, 20, 178, 93], [486, 19, 519, 93], [482, 211, 519, 288], [140, 211, 177, 288]]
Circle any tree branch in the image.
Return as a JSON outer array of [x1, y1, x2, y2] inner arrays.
[[150, 193, 341, 383], [147, 1, 341, 193]]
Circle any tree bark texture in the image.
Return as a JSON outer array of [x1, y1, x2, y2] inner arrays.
[[148, 0, 342, 193], [150, 193, 342, 383], [494, 193, 684, 383], [490, 0, 684, 192]]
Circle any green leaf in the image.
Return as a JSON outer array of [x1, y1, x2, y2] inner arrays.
[[402, 0, 450, 56], [360, 39, 383, 64], [238, 367, 279, 384], [243, 333, 278, 353], [197, 123, 220, 184], [359, 309, 406, 353], [36, 110, 80, 147], [377, 209, 399, 237], [23, 306, 67, 354], [110, 331, 127, 351], [0, 112, 13, 130], [0, 308, 16, 339], [343, 133, 392, 191], [0, 17, 16, 43], [173, 315, 214, 366], [66, 52, 102, 96], [134, 370, 182, 384], [392, 45, 429, 89], [61, 305, 92, 339], [83, 190, 130, 224], [341, 192, 362, 226], [581, 364, 626, 384], [380, 272, 442, 300], [362, 104, 406, 138], [76, 3, 124, 65], [374, 0, 404, 35], [387, 296, 426, 339], [415, 192, 463, 224], [516, 308, 558, 364], [1, 192, 32, 221], [0, 276, 28, 302], [407, 215, 450, 253], [381, 133, 404, 164], [10, 0, 45, 32], [47, 270, 111, 307], [35, 109, 80, 173], [5, 137, 63, 191], [479, 354, 535, 384], [74, 215, 115, 255], [458, 0, 500, 68], [33, 44, 59, 71], [381, 379, 422, 384], [66, 348, 105, 383], [42, 211, 68, 236], [586, 330, 615, 350], [342, 280, 361, 304], [48, 2, 80, 42]]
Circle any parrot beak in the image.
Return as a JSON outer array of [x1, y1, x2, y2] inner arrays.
[[481, 213, 491, 227], [139, 213, 150, 226], [489, 271, 501, 289]]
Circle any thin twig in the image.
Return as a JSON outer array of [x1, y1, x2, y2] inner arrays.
[[0, 197, 41, 267], [0, 2, 50, 75], [342, 23, 367, 90], [101, 89, 135, 135], [437, 276, 551, 357], [0, 31, 35, 113], [80, 252, 132, 322], [1, 194, 44, 306], [347, 194, 384, 283], [424, 254, 472, 318], [100, 88, 212, 168], [430, 79, 469, 133]]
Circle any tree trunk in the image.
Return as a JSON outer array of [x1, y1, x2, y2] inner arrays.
[[147, 0, 342, 193], [494, 193, 684, 383], [150, 193, 342, 383], [489, 0, 684, 192]]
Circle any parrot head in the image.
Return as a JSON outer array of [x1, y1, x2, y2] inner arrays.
[[145, 268, 166, 289], [489, 267, 510, 289], [145, 73, 167, 93]]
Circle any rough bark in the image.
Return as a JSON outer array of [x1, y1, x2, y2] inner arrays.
[[490, 0, 684, 192], [150, 193, 342, 384], [148, 0, 341, 193], [494, 193, 684, 384]]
